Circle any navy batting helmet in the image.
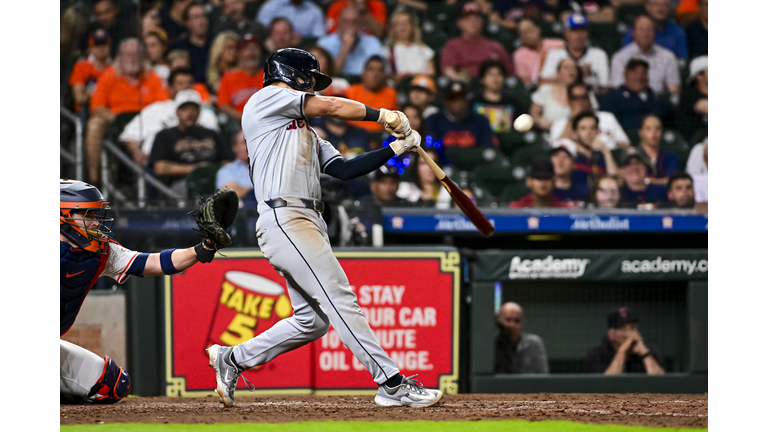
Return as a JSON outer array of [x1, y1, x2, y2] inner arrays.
[[60, 179, 113, 253], [263, 48, 332, 92]]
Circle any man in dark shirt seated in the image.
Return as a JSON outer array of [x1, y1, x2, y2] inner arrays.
[[495, 302, 549, 374], [509, 156, 570, 208], [170, 2, 211, 83], [659, 173, 696, 209], [550, 139, 590, 203], [585, 307, 665, 375], [426, 80, 494, 148], [358, 166, 412, 208], [618, 149, 668, 208], [599, 59, 672, 134], [149, 90, 234, 195]]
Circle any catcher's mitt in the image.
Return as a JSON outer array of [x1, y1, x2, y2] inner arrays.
[[193, 187, 239, 249]]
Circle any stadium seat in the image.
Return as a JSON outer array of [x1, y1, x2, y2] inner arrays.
[[500, 183, 530, 202], [485, 22, 518, 52], [662, 130, 691, 170], [472, 159, 519, 198], [690, 128, 708, 145], [497, 130, 527, 159], [510, 145, 550, 166], [540, 20, 564, 39], [422, 21, 450, 52], [617, 4, 647, 25], [187, 165, 220, 197], [444, 146, 504, 172], [588, 23, 623, 57], [425, 1, 462, 26]]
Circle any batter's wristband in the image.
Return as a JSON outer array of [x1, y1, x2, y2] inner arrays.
[[363, 105, 381, 122], [159, 249, 179, 274], [195, 242, 215, 263]]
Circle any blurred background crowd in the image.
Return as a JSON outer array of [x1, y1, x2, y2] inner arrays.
[[59, 0, 708, 212]]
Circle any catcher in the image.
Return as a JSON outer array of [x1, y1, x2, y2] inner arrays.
[[60, 180, 237, 403]]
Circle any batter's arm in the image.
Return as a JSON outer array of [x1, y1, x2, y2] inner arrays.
[[304, 95, 387, 123], [324, 146, 397, 181]]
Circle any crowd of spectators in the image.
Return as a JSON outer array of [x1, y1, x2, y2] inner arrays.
[[62, 0, 708, 211]]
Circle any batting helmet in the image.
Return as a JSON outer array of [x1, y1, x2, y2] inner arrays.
[[60, 179, 113, 254], [263, 48, 332, 92]]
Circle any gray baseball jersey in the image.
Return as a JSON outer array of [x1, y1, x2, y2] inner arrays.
[[242, 86, 342, 202], [232, 84, 401, 385]]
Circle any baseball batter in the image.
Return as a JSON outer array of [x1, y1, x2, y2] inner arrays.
[[207, 48, 441, 408], [60, 180, 229, 403]]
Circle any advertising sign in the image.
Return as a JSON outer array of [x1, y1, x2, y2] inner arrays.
[[165, 250, 461, 397]]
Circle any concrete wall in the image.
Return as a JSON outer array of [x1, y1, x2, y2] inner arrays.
[[61, 290, 127, 369]]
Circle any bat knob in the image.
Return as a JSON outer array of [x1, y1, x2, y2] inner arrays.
[[386, 112, 401, 128]]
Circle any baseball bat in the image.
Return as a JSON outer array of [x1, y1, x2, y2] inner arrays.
[[385, 113, 495, 237]]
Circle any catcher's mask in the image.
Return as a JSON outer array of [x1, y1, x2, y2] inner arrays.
[[60, 179, 114, 254]]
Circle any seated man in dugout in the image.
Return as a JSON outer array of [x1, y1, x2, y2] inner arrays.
[[494, 302, 549, 374], [584, 307, 665, 375]]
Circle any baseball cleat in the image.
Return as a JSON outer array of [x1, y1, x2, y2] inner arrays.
[[206, 344, 254, 407], [374, 374, 443, 408]]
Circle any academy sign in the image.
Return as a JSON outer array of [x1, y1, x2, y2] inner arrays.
[[508, 256, 590, 279]]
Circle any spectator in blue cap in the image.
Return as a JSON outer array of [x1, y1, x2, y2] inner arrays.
[[539, 14, 610, 93], [555, 0, 615, 23]]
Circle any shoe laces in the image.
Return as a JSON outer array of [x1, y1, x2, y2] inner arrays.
[[227, 365, 256, 394], [398, 374, 427, 395]]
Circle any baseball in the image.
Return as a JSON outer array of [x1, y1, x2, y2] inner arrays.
[[514, 114, 534, 132]]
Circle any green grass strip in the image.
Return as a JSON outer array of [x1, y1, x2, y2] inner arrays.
[[61, 420, 706, 432]]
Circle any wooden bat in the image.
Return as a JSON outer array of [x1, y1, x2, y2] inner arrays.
[[386, 113, 495, 237]]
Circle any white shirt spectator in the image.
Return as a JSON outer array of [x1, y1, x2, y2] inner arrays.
[[539, 46, 610, 89], [692, 174, 707, 203], [119, 100, 219, 155], [382, 43, 434, 75], [611, 42, 680, 94], [531, 84, 571, 126], [397, 182, 452, 209], [549, 110, 630, 150], [686, 140, 708, 176]]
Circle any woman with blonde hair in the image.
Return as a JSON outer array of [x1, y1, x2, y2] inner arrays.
[[207, 31, 240, 94], [383, 11, 435, 82]]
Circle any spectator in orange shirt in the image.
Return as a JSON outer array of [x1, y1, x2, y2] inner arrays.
[[326, 0, 387, 38], [167, 49, 212, 104], [345, 56, 398, 133], [217, 34, 264, 121], [87, 38, 169, 183], [69, 29, 112, 113]]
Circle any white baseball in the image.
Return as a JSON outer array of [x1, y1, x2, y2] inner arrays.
[[514, 114, 534, 132]]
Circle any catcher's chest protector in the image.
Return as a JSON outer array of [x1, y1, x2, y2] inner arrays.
[[60, 242, 107, 336]]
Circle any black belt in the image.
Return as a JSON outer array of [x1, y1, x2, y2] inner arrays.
[[265, 197, 325, 213]]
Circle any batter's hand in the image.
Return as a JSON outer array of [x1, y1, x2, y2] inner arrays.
[[378, 109, 412, 138], [389, 130, 421, 156]]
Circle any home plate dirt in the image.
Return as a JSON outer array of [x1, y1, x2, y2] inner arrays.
[[60, 393, 708, 428]]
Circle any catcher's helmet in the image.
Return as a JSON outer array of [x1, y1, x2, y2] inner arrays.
[[60, 179, 114, 253], [263, 48, 332, 92]]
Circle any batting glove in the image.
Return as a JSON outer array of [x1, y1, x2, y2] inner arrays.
[[389, 130, 421, 156]]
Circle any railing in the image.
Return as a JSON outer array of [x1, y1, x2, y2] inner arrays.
[[60, 106, 186, 208]]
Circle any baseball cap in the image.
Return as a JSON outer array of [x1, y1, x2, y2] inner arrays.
[[566, 13, 588, 29], [625, 58, 650, 71], [528, 156, 555, 180], [88, 28, 111, 47], [619, 147, 644, 167], [687, 56, 708, 83], [175, 89, 202, 109], [607, 307, 639, 329], [461, 2, 484, 18], [443, 80, 469, 99], [410, 74, 437, 94], [237, 33, 261, 50], [373, 165, 399, 181], [550, 139, 577, 159]]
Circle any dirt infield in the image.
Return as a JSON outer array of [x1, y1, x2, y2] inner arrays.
[[60, 394, 707, 429]]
